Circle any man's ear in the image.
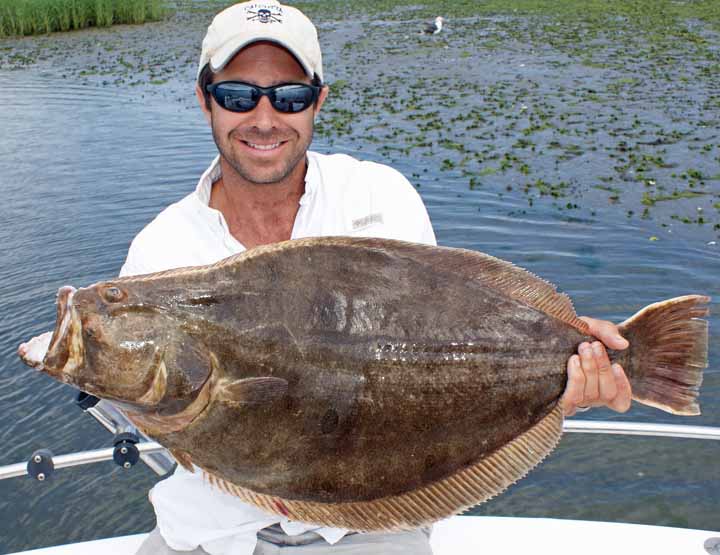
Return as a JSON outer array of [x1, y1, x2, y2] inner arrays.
[[314, 85, 329, 116], [196, 84, 212, 125]]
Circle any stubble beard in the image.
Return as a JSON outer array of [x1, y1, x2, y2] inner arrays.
[[212, 123, 312, 186]]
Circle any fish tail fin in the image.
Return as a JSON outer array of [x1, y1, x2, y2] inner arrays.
[[618, 295, 710, 415]]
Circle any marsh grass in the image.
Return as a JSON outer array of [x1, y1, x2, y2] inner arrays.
[[0, 0, 166, 37]]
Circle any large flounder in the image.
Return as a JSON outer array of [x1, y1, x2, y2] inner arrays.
[[18, 237, 710, 531]]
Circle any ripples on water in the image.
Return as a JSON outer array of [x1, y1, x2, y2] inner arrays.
[[0, 73, 718, 552]]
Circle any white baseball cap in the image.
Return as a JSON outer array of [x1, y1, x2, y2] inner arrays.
[[197, 1, 323, 82]]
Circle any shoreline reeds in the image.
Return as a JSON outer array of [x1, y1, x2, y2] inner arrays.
[[0, 0, 166, 38]]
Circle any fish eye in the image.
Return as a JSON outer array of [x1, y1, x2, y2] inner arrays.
[[103, 286, 125, 303]]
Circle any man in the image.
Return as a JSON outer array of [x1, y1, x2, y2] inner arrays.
[[125, 2, 631, 554]]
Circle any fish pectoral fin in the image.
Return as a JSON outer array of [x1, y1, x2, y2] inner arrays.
[[217, 377, 289, 408]]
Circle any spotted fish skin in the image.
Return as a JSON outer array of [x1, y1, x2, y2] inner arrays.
[[19, 237, 709, 530], [118, 238, 582, 502]]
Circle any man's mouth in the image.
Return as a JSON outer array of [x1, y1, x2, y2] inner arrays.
[[244, 141, 284, 151]]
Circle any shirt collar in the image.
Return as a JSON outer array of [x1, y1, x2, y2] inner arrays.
[[300, 151, 320, 206], [194, 153, 320, 207], [194, 155, 222, 206]]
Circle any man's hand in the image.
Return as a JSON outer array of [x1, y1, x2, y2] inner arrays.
[[560, 316, 632, 416]]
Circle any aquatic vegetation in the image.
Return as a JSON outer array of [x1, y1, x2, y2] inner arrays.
[[642, 190, 711, 205], [301, 0, 720, 26], [0, 0, 166, 37], [0, 0, 717, 240]]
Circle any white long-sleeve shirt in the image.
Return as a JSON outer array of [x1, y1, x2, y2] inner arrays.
[[119, 151, 436, 555]]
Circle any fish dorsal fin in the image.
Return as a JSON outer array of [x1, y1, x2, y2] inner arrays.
[[216, 377, 289, 408], [112, 239, 313, 283], [244, 237, 589, 334], [395, 241, 589, 333], [201, 404, 564, 531], [114, 236, 588, 334]]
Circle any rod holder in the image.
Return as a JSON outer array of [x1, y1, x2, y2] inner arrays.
[[112, 432, 140, 469], [27, 449, 54, 481]]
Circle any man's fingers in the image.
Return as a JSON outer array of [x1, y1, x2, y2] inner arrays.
[[563, 336, 632, 416], [593, 341, 618, 404], [561, 355, 585, 416], [607, 364, 633, 412], [579, 342, 598, 402], [579, 316, 629, 351]]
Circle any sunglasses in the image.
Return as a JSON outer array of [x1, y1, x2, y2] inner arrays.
[[206, 81, 321, 114]]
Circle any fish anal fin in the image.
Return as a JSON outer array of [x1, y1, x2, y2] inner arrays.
[[201, 404, 564, 531], [170, 449, 195, 473], [217, 376, 289, 408]]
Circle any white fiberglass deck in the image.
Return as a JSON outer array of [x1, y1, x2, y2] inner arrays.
[[9, 516, 720, 555]]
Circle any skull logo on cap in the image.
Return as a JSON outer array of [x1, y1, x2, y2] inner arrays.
[[247, 7, 282, 24]]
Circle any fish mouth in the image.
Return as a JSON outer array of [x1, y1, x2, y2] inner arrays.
[[18, 286, 85, 382], [135, 355, 168, 407]]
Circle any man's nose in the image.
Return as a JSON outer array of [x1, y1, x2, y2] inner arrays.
[[248, 95, 279, 128]]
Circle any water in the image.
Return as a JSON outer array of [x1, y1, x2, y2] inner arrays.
[[1, 13, 719, 554]]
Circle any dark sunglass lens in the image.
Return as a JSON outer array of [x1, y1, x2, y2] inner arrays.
[[272, 85, 315, 113], [213, 83, 258, 112]]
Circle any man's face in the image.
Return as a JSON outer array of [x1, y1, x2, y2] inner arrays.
[[197, 42, 328, 186]]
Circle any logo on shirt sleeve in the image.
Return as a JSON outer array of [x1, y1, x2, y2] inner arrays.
[[352, 213, 384, 231]]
